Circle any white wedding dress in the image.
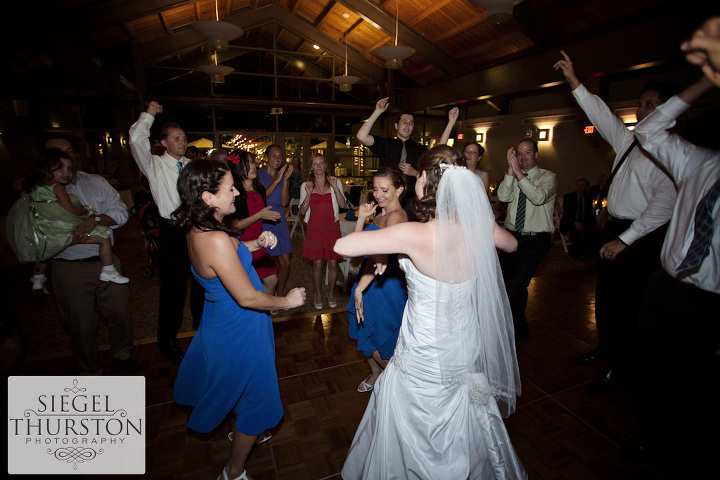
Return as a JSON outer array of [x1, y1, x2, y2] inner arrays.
[[342, 257, 527, 480]]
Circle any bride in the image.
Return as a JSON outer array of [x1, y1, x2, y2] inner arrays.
[[335, 145, 526, 479]]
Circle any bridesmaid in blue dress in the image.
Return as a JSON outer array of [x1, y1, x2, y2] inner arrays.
[[173, 159, 306, 480], [346, 167, 408, 393], [257, 145, 293, 297]]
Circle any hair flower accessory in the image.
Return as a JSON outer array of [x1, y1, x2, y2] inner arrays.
[[228, 152, 241, 165]]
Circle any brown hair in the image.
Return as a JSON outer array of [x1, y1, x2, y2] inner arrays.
[[373, 166, 406, 200], [413, 145, 463, 222]]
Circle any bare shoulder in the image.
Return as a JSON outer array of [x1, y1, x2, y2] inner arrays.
[[383, 208, 408, 227]]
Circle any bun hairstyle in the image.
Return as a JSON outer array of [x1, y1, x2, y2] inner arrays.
[[413, 145, 463, 223], [174, 158, 238, 235], [373, 166, 406, 200]]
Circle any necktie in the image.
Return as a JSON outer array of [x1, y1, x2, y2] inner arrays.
[[676, 178, 720, 274], [400, 141, 407, 164], [177, 161, 183, 173], [515, 173, 528, 233], [576, 194, 582, 220], [606, 139, 638, 194]]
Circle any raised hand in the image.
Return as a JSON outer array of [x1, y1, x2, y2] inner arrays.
[[448, 106, 459, 123], [146, 101, 163, 117], [358, 202, 377, 221], [553, 50, 581, 89], [375, 97, 390, 114]]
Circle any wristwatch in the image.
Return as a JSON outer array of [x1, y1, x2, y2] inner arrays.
[[94, 216, 101, 223]]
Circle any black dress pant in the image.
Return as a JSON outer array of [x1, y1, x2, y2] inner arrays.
[[499, 232, 552, 339], [594, 218, 666, 369], [157, 219, 204, 342], [627, 272, 720, 474]]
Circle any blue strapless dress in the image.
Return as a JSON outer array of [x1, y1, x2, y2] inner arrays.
[[174, 242, 283, 435], [347, 223, 408, 359]]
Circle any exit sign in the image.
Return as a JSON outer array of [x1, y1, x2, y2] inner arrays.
[[584, 126, 595, 134]]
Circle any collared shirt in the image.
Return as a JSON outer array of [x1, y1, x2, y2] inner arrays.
[[573, 84, 676, 245], [128, 112, 187, 219], [370, 135, 427, 196], [634, 95, 720, 294], [53, 172, 129, 261], [498, 165, 557, 233]]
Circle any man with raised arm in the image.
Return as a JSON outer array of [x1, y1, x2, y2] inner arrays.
[[129, 101, 203, 363], [356, 98, 427, 219], [553, 51, 677, 394]]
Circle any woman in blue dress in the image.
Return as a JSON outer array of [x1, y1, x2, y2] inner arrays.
[[173, 159, 306, 480], [347, 166, 408, 393], [257, 145, 294, 298]]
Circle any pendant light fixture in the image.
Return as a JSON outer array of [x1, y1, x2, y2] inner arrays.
[[191, 0, 243, 51], [193, 0, 241, 83], [374, 0, 415, 69], [331, 13, 361, 92]]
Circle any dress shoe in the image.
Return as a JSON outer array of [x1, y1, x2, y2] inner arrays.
[[574, 347, 606, 365], [112, 356, 142, 373], [158, 340, 185, 363], [586, 368, 623, 394]]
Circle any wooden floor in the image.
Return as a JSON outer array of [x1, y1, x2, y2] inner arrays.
[[12, 264, 682, 479]]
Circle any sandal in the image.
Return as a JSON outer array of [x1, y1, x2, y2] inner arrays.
[[218, 467, 248, 480], [314, 295, 323, 310], [357, 375, 375, 393], [328, 298, 338, 308]]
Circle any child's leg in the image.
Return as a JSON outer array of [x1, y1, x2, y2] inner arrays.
[[34, 261, 48, 276], [31, 261, 50, 296], [87, 236, 130, 284]]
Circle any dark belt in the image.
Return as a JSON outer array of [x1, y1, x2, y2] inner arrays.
[[52, 256, 101, 263]]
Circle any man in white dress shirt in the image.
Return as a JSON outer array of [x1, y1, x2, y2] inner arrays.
[[45, 135, 138, 375], [622, 73, 719, 474], [554, 52, 677, 393], [129, 102, 203, 363]]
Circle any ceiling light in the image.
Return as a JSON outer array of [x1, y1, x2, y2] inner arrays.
[[332, 13, 360, 91], [313, 44, 320, 50], [469, 0, 517, 24], [374, 1, 414, 69], [190, 0, 243, 51], [199, 63, 234, 83]]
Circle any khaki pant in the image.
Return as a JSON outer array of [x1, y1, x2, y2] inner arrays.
[[51, 254, 133, 375]]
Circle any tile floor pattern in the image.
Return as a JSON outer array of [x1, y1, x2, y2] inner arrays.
[[14, 265, 683, 479]]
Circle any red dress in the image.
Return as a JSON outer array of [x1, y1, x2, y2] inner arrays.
[[303, 193, 342, 261], [239, 191, 277, 280]]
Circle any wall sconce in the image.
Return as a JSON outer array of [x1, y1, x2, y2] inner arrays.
[[476, 132, 484, 143], [538, 128, 550, 141]]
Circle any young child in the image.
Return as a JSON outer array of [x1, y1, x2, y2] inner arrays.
[[25, 149, 128, 292]]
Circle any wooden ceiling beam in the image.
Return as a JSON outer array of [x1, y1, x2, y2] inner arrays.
[[335, 0, 466, 76]]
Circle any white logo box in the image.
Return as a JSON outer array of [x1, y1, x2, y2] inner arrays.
[[8, 376, 145, 474]]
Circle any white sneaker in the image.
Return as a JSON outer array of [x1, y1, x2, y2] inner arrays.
[[99, 266, 129, 284], [31, 275, 49, 297]]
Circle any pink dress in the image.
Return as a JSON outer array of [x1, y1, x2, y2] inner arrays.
[[303, 193, 342, 261], [239, 191, 277, 280]]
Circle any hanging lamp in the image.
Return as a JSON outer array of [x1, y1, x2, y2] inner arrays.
[[191, 0, 243, 51], [469, 0, 516, 24], [331, 13, 361, 91], [374, 0, 414, 69], [194, 0, 239, 83]]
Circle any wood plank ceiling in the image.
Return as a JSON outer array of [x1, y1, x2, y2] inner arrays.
[[3, 0, 712, 109]]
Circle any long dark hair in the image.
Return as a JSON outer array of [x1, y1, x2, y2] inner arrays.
[[227, 149, 266, 201], [413, 145, 463, 223], [174, 159, 238, 235], [26, 149, 70, 191]]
